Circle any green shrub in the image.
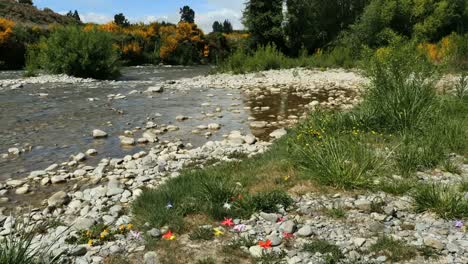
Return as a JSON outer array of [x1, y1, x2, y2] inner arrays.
[[361, 43, 440, 132], [26, 26, 120, 79], [297, 135, 381, 189], [369, 236, 419, 262], [413, 184, 468, 219], [218, 44, 288, 74], [302, 239, 344, 263]]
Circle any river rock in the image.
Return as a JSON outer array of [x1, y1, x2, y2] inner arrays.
[[30, 170, 46, 178], [72, 217, 96, 231], [244, 134, 257, 145], [167, 125, 179, 131], [86, 149, 97, 156], [6, 179, 25, 188], [73, 153, 86, 162], [297, 225, 313, 237], [208, 123, 221, 130], [45, 164, 59, 172], [143, 131, 158, 143], [270, 128, 287, 139], [48, 191, 69, 207], [119, 136, 135, 146], [51, 175, 66, 184], [176, 115, 188, 121], [15, 185, 29, 195], [250, 121, 268, 129], [93, 129, 108, 138], [8, 148, 20, 155], [146, 86, 163, 93]]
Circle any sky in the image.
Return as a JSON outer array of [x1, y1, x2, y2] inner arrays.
[[34, 0, 245, 32]]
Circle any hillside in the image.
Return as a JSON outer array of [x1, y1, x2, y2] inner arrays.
[[0, 0, 79, 26]]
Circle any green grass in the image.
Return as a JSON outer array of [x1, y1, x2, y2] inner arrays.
[[376, 179, 416, 195], [412, 184, 468, 219], [369, 236, 419, 262], [0, 219, 63, 264], [189, 226, 215, 241], [132, 140, 295, 231], [324, 205, 347, 219], [302, 239, 344, 264]]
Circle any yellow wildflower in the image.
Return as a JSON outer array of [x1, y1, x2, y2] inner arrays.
[[100, 229, 109, 239], [87, 239, 93, 246], [127, 223, 133, 230]]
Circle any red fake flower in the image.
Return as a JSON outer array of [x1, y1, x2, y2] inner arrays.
[[221, 218, 234, 227], [259, 239, 272, 249], [283, 232, 294, 239], [162, 230, 176, 240]]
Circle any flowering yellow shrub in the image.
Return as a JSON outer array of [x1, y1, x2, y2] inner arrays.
[[418, 36, 453, 63], [99, 22, 120, 33], [121, 41, 142, 55], [0, 18, 15, 44], [83, 23, 97, 32]]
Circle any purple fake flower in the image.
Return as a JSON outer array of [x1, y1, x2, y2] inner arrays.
[[455, 220, 463, 228], [130, 230, 142, 240], [233, 224, 246, 232]]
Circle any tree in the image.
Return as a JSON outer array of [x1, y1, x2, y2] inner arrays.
[[212, 21, 223, 33], [73, 10, 81, 22], [66, 10, 81, 22], [286, 0, 368, 55], [180, 6, 195, 23], [223, 20, 233, 33], [18, 0, 33, 5], [243, 0, 285, 50], [114, 13, 130, 27]]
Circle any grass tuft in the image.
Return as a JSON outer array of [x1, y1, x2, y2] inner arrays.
[[412, 184, 468, 219], [369, 236, 418, 262], [302, 239, 344, 263]]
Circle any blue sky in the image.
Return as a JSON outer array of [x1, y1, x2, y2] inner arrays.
[[34, 0, 245, 32]]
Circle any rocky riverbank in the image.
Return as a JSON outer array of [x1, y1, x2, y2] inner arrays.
[[0, 68, 467, 264]]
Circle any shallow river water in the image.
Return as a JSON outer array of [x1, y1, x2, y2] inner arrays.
[[0, 66, 317, 183]]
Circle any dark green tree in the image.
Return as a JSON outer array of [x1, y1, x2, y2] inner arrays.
[[114, 13, 130, 27], [73, 10, 81, 22], [180, 6, 195, 23], [243, 0, 285, 49], [286, 0, 368, 55], [212, 21, 223, 32], [18, 0, 33, 5], [223, 20, 233, 33]]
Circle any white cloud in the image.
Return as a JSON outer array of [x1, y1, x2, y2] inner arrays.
[[80, 12, 113, 24]]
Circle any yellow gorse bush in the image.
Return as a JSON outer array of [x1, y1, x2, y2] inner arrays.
[[0, 17, 15, 44]]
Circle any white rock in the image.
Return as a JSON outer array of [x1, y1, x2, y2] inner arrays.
[[250, 121, 268, 129], [146, 86, 163, 93], [6, 179, 25, 188], [8, 148, 20, 155], [48, 191, 69, 207], [119, 136, 135, 146], [208, 123, 221, 130], [86, 149, 97, 156], [92, 129, 108, 138], [269, 128, 287, 139], [15, 185, 29, 195]]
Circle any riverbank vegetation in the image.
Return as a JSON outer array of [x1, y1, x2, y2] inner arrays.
[[133, 42, 468, 232], [1, 3, 248, 77], [218, 0, 468, 74]]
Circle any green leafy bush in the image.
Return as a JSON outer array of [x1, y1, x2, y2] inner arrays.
[[361, 43, 439, 132], [26, 26, 120, 79]]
